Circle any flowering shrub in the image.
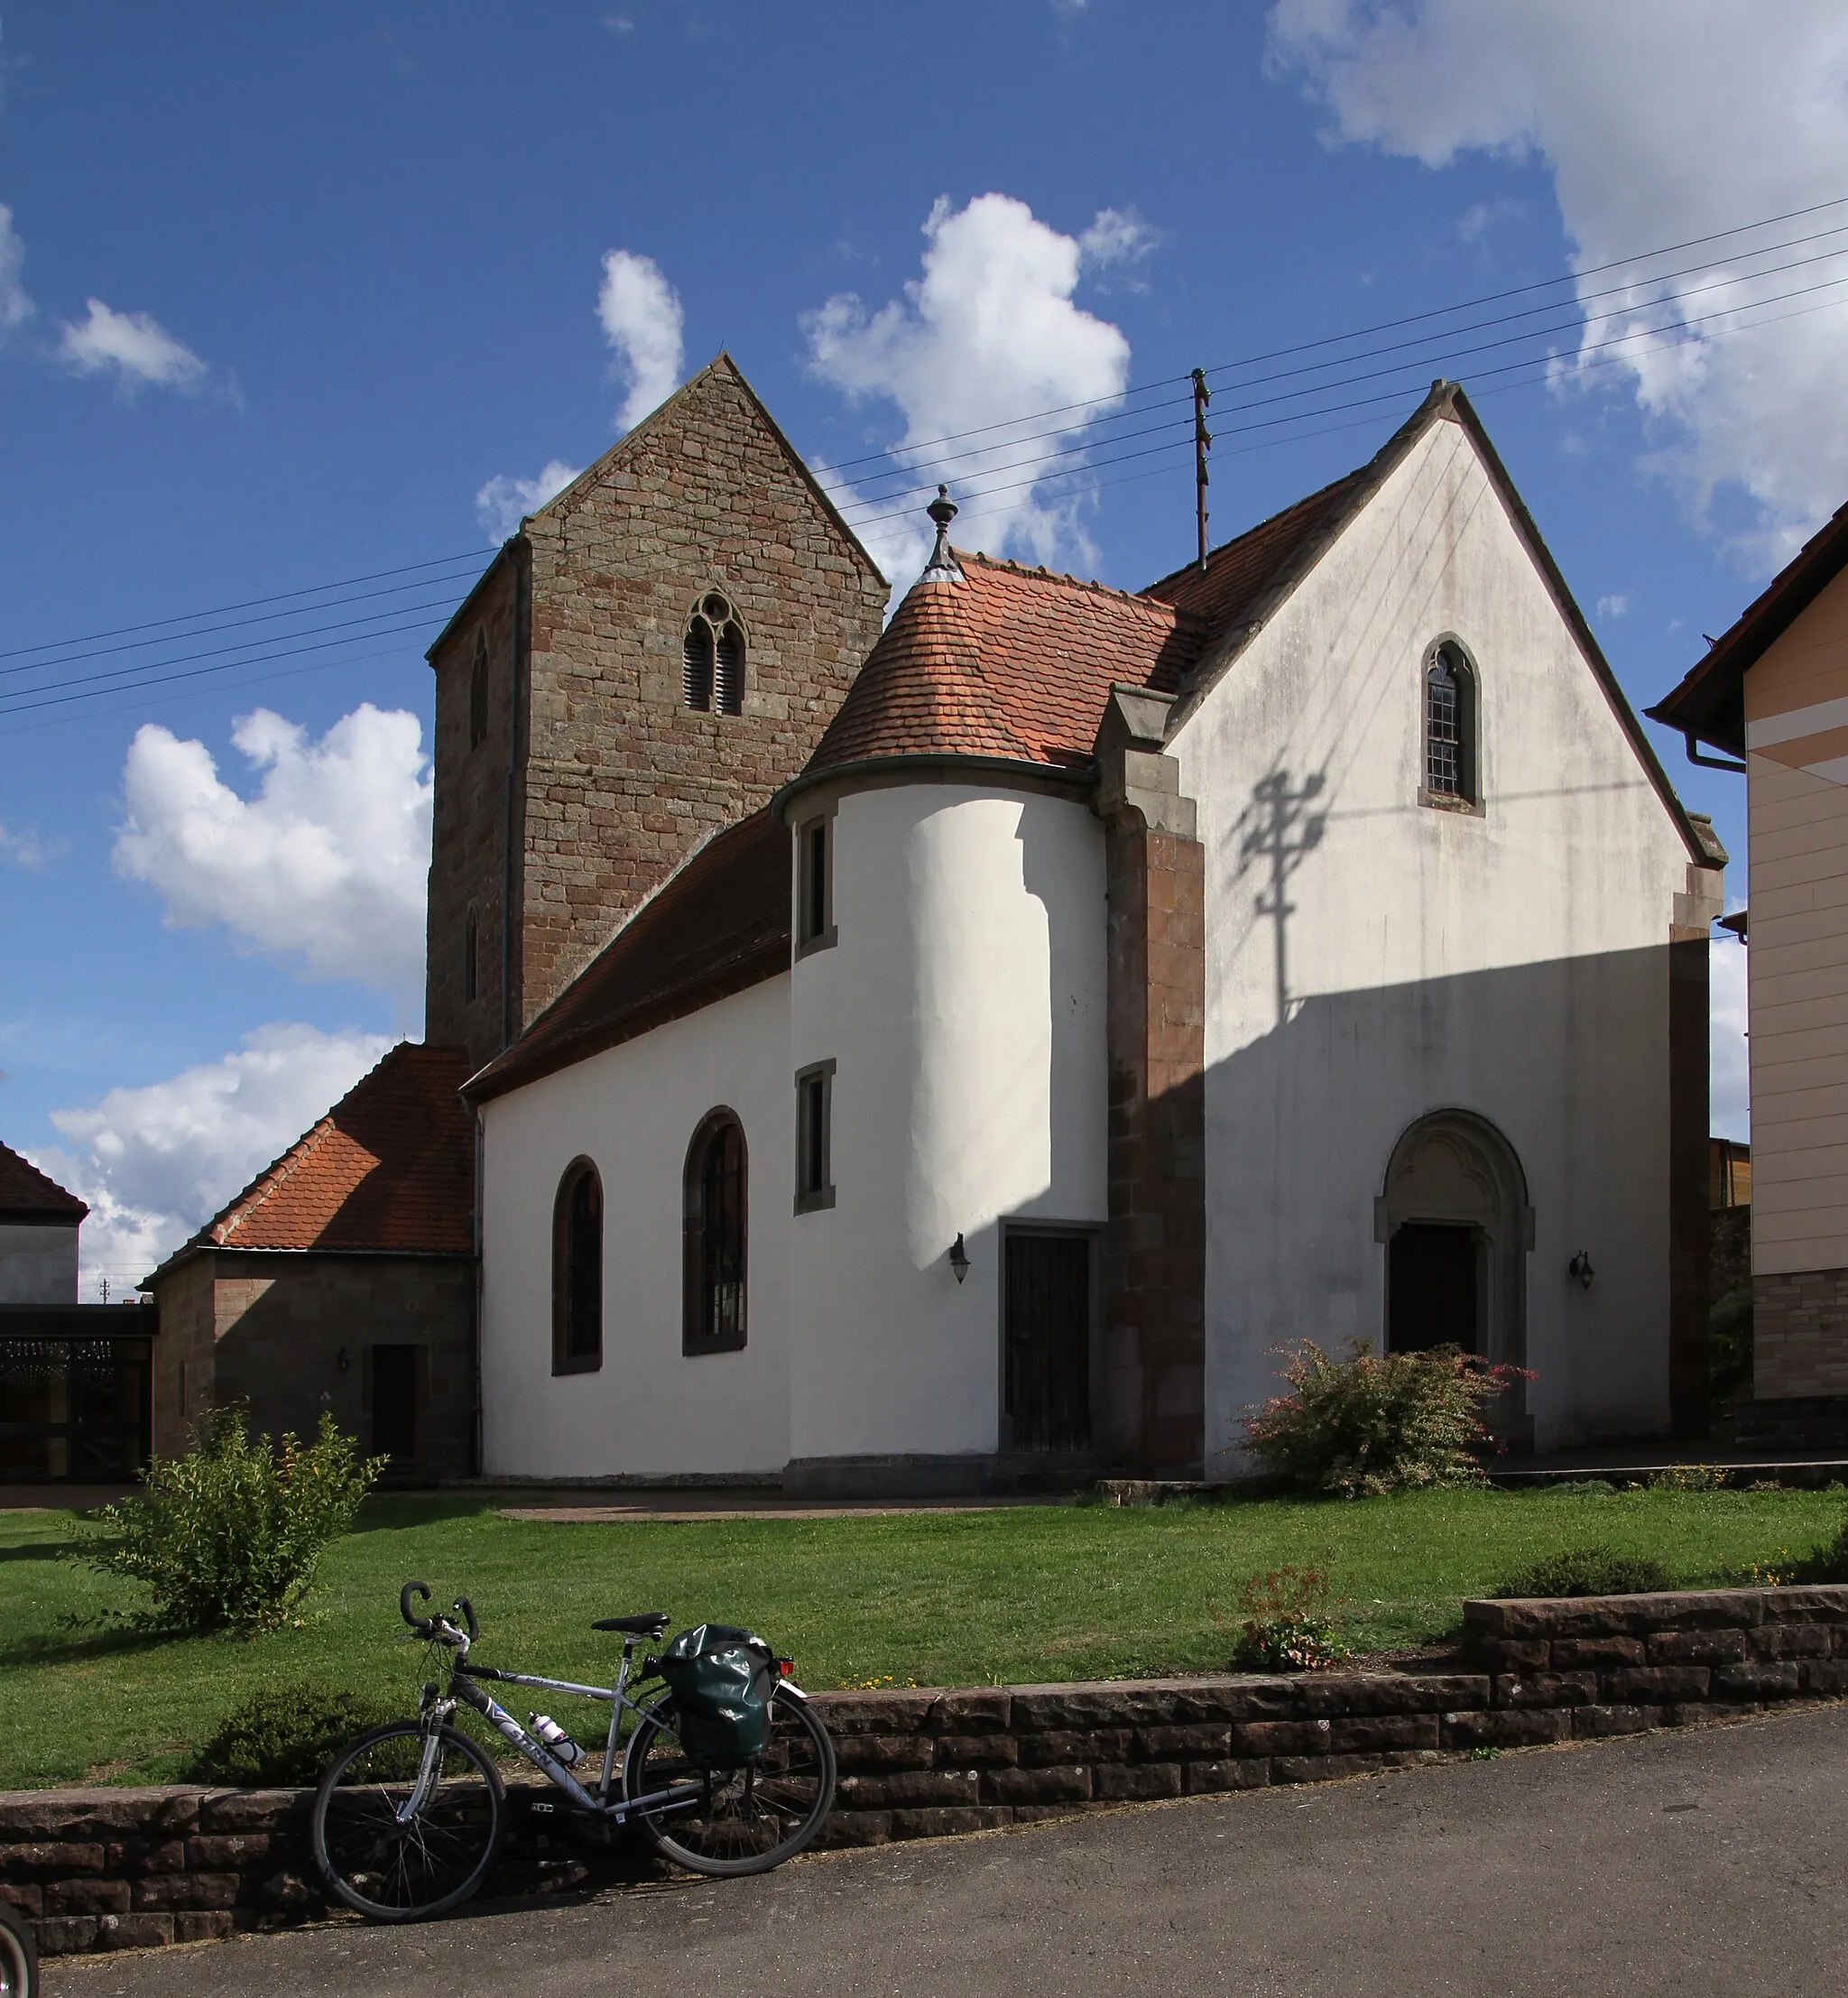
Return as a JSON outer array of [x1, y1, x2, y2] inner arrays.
[[1241, 1340, 1529, 1498], [1227, 1566, 1346, 1672], [76, 1411, 382, 1634], [1647, 1464, 1730, 1492]]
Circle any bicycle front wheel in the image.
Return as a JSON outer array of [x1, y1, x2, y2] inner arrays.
[[624, 1684, 836, 1877], [0, 1897, 36, 1998], [312, 1721, 504, 1921]]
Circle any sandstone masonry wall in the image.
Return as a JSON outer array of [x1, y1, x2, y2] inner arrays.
[[8, 1584, 1844, 1956]]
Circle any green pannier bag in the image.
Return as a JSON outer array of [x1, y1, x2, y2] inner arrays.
[[657, 1623, 775, 1764]]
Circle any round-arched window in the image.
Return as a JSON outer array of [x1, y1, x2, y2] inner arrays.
[[683, 1111, 747, 1353], [551, 1158, 603, 1374]]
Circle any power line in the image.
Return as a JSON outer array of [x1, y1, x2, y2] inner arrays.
[[0, 547, 490, 663], [811, 189, 1848, 478], [823, 224, 1848, 510], [835, 259, 1848, 532]]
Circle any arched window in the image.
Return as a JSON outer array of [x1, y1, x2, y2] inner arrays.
[[463, 905, 478, 1004], [468, 631, 489, 751], [681, 592, 745, 716], [1423, 641, 1478, 806], [683, 1111, 747, 1353], [551, 1159, 603, 1374]]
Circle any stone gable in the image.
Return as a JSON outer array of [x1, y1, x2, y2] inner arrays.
[[426, 355, 888, 1068]]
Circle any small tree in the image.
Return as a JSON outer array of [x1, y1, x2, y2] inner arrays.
[[1242, 1339, 1529, 1498], [77, 1411, 382, 1634]]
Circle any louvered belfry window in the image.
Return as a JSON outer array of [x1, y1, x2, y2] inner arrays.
[[682, 592, 744, 715], [1423, 642, 1476, 803]]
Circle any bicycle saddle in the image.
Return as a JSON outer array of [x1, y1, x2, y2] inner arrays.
[[592, 1612, 670, 1636]]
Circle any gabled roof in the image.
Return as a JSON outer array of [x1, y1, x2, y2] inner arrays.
[[785, 556, 1206, 800], [0, 1142, 87, 1226], [465, 807, 790, 1104], [1153, 379, 1719, 870], [1647, 499, 1848, 759], [147, 1043, 476, 1282], [1142, 466, 1372, 631], [427, 352, 884, 661]]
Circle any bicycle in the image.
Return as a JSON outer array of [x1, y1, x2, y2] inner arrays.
[[0, 1898, 35, 1998], [310, 1581, 836, 1921]]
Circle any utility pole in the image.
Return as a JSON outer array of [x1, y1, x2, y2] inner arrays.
[[1192, 367, 1213, 573]]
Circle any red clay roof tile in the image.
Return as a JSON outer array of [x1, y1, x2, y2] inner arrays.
[[153, 1043, 476, 1273], [0, 1141, 88, 1224], [466, 808, 790, 1104]]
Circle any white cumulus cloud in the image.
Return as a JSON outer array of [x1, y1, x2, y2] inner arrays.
[[0, 820, 60, 867], [597, 248, 685, 432], [805, 193, 1135, 586], [42, 1023, 393, 1290], [57, 297, 208, 393], [113, 704, 432, 1001], [0, 204, 32, 334], [1267, 0, 1848, 566], [476, 458, 582, 542]]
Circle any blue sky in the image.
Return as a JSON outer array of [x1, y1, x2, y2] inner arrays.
[[5, 1, 1844, 1285]]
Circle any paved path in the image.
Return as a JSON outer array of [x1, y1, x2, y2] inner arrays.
[[46, 1704, 1848, 1997]]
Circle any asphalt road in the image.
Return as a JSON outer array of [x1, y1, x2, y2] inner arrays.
[[47, 1704, 1848, 1998]]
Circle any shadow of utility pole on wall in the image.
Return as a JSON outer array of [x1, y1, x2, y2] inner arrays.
[[1235, 768, 1328, 1028]]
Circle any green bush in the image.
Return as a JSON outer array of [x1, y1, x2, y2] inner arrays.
[[1790, 1510, 1848, 1584], [75, 1410, 382, 1634], [1240, 1340, 1528, 1498], [188, 1681, 406, 1787], [1225, 1566, 1346, 1672], [1495, 1548, 1674, 1598]]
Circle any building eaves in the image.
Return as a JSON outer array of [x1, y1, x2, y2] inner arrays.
[[1646, 499, 1848, 760]]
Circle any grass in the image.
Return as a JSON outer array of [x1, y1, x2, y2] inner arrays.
[[1, 1482, 1842, 1791]]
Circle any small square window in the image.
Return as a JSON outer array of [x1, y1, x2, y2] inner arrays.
[[795, 811, 836, 957], [795, 1060, 835, 1214]]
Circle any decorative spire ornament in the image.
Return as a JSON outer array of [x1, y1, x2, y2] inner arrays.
[[920, 485, 963, 583]]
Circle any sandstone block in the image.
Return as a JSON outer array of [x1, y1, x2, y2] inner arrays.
[[1093, 1762, 1182, 1801]]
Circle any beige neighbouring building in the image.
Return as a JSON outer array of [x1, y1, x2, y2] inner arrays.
[[1651, 502, 1848, 1436]]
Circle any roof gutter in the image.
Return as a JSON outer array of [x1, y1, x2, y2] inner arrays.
[[773, 751, 1094, 825]]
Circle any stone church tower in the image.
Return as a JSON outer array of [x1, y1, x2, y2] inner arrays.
[[424, 354, 889, 1070]]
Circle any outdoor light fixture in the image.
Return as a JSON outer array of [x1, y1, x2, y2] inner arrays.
[[1567, 1252, 1595, 1290], [337, 1346, 351, 1374], [948, 1233, 970, 1283]]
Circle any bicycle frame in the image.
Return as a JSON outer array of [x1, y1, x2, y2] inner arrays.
[[413, 1617, 802, 1827]]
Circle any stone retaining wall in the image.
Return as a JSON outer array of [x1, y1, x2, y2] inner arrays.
[[6, 1584, 1846, 1957]]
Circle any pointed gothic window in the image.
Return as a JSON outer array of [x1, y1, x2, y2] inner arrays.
[[468, 631, 489, 751], [552, 1159, 603, 1374], [683, 1111, 747, 1353], [1423, 641, 1478, 807], [682, 592, 745, 715]]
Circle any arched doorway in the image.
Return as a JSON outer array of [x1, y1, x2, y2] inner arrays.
[[1377, 1111, 1531, 1369]]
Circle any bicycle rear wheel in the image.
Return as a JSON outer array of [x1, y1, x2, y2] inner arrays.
[[312, 1721, 504, 1921], [624, 1683, 836, 1877]]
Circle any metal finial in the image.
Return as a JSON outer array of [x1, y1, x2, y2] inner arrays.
[[922, 485, 962, 582]]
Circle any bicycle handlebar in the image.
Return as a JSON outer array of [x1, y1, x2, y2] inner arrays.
[[454, 1596, 479, 1642], [401, 1579, 432, 1629]]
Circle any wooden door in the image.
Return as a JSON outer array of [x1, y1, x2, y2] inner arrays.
[[1005, 1233, 1091, 1451], [1388, 1224, 1480, 1354], [372, 1345, 419, 1462]]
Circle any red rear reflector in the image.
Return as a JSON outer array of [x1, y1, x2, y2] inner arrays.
[[776, 1658, 794, 1676]]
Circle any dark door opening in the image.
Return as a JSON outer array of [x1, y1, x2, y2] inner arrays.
[[372, 1345, 419, 1462], [1004, 1233, 1091, 1452], [1388, 1224, 1480, 1354]]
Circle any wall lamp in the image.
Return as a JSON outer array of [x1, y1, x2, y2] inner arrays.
[[336, 1346, 352, 1374], [948, 1234, 970, 1284], [1567, 1252, 1595, 1291]]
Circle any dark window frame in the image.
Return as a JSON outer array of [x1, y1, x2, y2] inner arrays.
[[1418, 637, 1483, 815], [683, 1110, 748, 1355], [794, 1059, 836, 1215], [468, 631, 490, 751], [794, 807, 836, 958], [551, 1157, 605, 1375]]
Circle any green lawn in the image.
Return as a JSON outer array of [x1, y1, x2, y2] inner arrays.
[[1, 1483, 1842, 1791]]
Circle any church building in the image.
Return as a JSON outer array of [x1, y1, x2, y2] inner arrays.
[[458, 369, 1723, 1490]]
